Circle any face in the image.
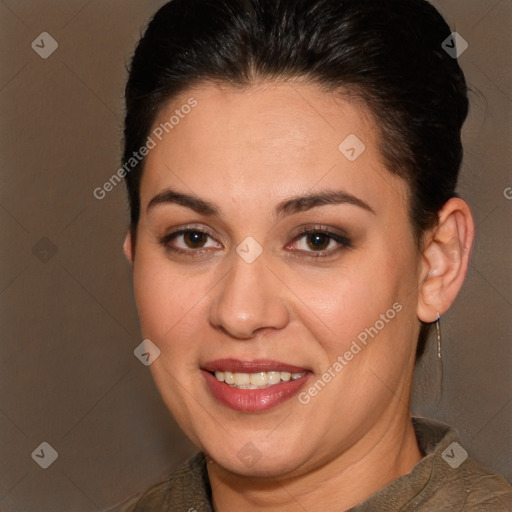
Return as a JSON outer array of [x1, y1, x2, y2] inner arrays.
[[128, 81, 424, 478]]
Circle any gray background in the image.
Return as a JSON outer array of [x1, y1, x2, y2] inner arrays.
[[0, 1, 510, 510]]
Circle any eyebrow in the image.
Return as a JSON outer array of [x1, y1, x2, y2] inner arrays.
[[146, 187, 375, 219]]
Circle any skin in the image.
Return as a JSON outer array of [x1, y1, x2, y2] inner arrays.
[[123, 80, 474, 511]]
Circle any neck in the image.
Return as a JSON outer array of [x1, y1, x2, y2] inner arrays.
[[207, 413, 423, 512]]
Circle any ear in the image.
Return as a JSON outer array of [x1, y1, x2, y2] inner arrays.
[[417, 197, 475, 323], [123, 231, 134, 264]]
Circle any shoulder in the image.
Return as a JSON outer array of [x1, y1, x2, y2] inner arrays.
[[108, 452, 212, 512], [410, 418, 512, 511], [415, 456, 512, 511], [353, 418, 512, 511], [440, 456, 512, 511]]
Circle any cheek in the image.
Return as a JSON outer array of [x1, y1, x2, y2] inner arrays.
[[133, 252, 199, 341], [293, 257, 405, 357]]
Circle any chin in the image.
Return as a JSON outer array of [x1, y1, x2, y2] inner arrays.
[[203, 434, 311, 479]]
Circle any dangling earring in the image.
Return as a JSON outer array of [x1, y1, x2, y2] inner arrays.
[[436, 312, 444, 397], [436, 312, 441, 359]]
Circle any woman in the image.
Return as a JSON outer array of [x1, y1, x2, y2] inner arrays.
[[118, 0, 512, 510]]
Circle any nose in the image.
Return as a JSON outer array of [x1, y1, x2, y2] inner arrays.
[[209, 254, 289, 339]]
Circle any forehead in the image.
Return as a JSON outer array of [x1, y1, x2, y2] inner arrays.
[[140, 80, 408, 215]]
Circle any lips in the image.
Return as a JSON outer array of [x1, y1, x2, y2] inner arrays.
[[201, 358, 312, 412]]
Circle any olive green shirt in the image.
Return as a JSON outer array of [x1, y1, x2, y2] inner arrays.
[[112, 418, 512, 511]]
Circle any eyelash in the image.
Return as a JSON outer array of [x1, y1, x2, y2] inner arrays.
[[159, 225, 352, 259]]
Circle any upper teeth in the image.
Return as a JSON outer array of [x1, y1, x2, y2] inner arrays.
[[214, 371, 306, 389]]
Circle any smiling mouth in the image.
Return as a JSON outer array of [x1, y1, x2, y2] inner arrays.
[[202, 358, 310, 389], [211, 370, 307, 389], [201, 359, 311, 412]]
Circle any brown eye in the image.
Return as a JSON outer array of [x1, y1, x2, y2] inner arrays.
[[183, 231, 208, 249], [289, 228, 352, 258], [160, 228, 222, 256], [306, 233, 331, 251]]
